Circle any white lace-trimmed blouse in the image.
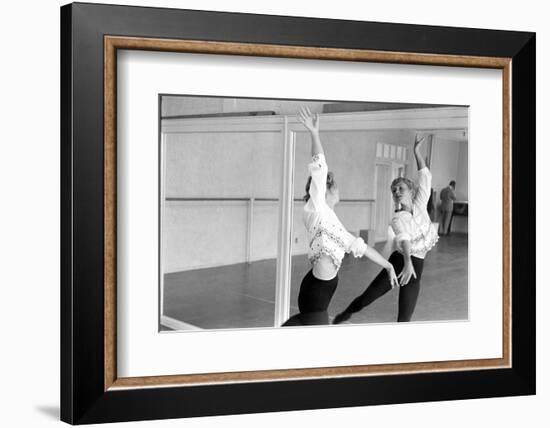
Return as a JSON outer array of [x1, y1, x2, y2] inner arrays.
[[390, 167, 439, 259], [303, 153, 367, 270]]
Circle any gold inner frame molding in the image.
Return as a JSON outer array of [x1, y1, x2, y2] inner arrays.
[[104, 35, 512, 391]]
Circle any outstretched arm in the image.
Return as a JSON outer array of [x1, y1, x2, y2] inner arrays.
[[298, 107, 323, 157], [414, 134, 427, 171], [363, 246, 399, 289], [345, 232, 399, 289]]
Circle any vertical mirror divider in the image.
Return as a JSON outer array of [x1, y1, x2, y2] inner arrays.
[[274, 116, 296, 326], [158, 129, 166, 328]]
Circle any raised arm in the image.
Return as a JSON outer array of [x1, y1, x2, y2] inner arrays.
[[413, 134, 427, 171], [298, 107, 323, 157], [413, 134, 432, 206], [299, 107, 327, 209]]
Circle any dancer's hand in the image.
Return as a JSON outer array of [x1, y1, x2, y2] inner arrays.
[[413, 134, 428, 170], [386, 264, 399, 289], [298, 107, 320, 135], [414, 134, 426, 149], [397, 261, 417, 286]]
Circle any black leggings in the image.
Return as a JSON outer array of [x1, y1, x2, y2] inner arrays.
[[282, 270, 338, 326], [335, 251, 424, 323]]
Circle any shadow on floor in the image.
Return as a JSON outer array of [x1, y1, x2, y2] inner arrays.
[[35, 405, 59, 420]]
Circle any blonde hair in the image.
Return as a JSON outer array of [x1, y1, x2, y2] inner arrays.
[[390, 177, 417, 208]]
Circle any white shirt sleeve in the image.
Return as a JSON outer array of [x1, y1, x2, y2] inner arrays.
[[340, 227, 368, 258], [348, 236, 368, 258], [307, 153, 328, 211], [415, 167, 432, 207]]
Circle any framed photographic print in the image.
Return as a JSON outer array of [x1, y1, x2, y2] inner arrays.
[[60, 2, 535, 424]]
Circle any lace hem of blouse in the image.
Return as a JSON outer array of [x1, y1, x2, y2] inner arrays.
[[309, 227, 347, 249], [307, 226, 366, 269], [400, 222, 439, 257], [308, 227, 347, 269], [308, 248, 344, 270]]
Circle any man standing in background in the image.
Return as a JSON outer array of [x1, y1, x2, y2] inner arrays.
[[439, 180, 456, 235]]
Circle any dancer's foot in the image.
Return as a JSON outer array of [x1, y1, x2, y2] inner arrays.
[[332, 311, 351, 324]]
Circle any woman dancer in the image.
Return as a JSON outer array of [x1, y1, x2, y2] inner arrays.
[[283, 108, 398, 326], [333, 134, 438, 324]]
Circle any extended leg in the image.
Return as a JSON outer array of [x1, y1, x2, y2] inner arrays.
[[397, 257, 424, 322], [282, 311, 330, 326], [397, 278, 420, 322], [282, 270, 337, 326], [333, 252, 404, 324]]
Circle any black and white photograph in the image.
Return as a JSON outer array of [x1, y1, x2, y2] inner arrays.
[[1, 0, 542, 426], [159, 95, 469, 331]]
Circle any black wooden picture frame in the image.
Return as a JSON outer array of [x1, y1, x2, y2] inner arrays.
[[61, 2, 535, 424]]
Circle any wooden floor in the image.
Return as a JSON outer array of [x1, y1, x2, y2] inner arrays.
[[163, 234, 468, 329]]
